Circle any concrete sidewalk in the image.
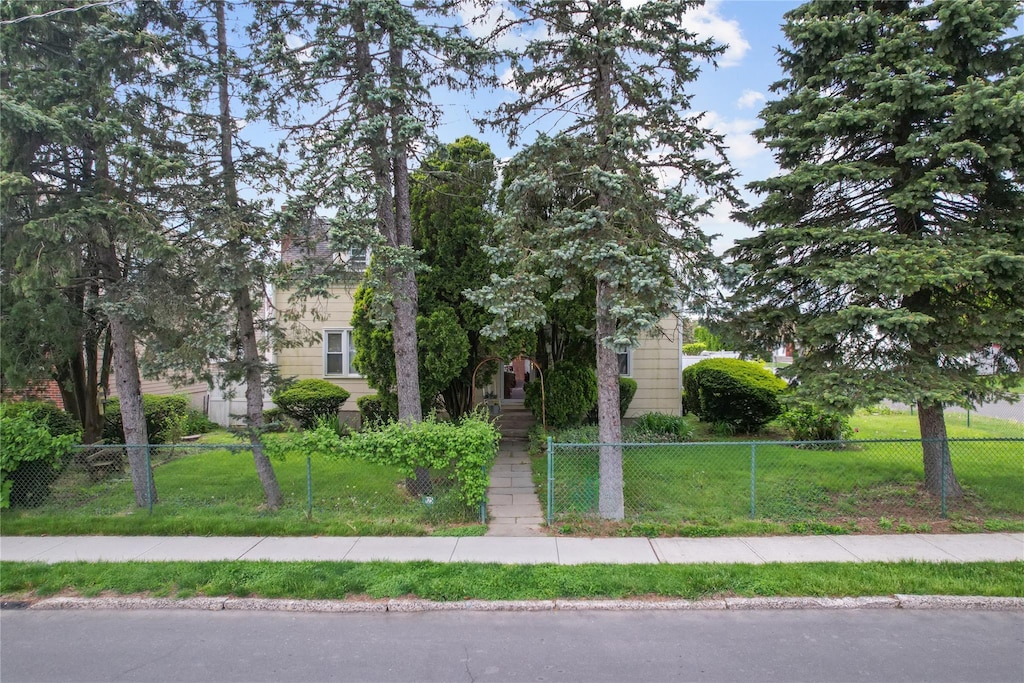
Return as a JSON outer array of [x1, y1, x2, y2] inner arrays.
[[2, 533, 1021, 565]]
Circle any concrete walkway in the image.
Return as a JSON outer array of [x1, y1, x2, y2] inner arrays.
[[2, 533, 1021, 565], [485, 439, 545, 536]]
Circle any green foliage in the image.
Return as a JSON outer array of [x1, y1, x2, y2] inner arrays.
[[682, 359, 787, 432], [356, 395, 396, 431], [727, 0, 1024, 414], [0, 401, 80, 438], [351, 284, 469, 416], [778, 402, 854, 445], [272, 380, 351, 430], [0, 404, 79, 508], [682, 342, 707, 356], [632, 413, 694, 441], [585, 376, 638, 424], [104, 395, 209, 445], [692, 327, 723, 352], [525, 362, 598, 429], [332, 414, 500, 508]]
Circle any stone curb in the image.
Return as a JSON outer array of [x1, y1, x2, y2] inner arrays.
[[14, 595, 1024, 613]]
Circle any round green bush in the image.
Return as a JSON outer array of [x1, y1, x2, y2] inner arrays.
[[682, 342, 707, 356], [525, 361, 597, 429], [779, 401, 853, 446], [356, 394, 396, 431], [1, 401, 80, 437], [682, 358, 786, 433], [273, 379, 351, 430], [103, 394, 200, 444]]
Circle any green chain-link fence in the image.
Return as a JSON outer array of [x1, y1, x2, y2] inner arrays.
[[546, 438, 1024, 525], [2, 442, 486, 531]]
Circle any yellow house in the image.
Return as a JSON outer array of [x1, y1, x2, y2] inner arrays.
[[274, 237, 685, 419]]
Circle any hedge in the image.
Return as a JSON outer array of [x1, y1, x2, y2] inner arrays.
[[682, 358, 786, 432], [272, 379, 351, 430], [103, 394, 211, 444]]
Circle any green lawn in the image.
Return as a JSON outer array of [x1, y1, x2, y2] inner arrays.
[[538, 411, 1024, 535], [0, 432, 482, 536], [2, 560, 1021, 601]]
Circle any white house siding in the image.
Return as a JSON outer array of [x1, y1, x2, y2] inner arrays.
[[625, 315, 683, 418], [274, 286, 374, 406]]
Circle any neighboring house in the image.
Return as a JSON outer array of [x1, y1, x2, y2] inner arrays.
[[274, 234, 688, 418]]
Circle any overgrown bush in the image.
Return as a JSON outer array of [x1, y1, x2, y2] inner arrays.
[[357, 394, 396, 431], [525, 361, 597, 428], [1, 401, 80, 437], [682, 358, 786, 432], [103, 394, 210, 444], [585, 376, 638, 424], [272, 379, 351, 430], [632, 412, 694, 440], [1, 404, 80, 508], [778, 401, 853, 446], [269, 414, 499, 508], [682, 342, 707, 355]]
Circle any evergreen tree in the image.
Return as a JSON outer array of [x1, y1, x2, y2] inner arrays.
[[1, 0, 187, 505], [727, 0, 1024, 497], [250, 0, 498, 425], [471, 0, 736, 519]]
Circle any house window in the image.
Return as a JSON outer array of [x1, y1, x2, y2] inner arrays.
[[617, 349, 632, 377], [347, 247, 369, 271], [324, 329, 360, 376]]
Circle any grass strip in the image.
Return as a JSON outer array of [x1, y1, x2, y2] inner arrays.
[[2, 560, 1021, 601]]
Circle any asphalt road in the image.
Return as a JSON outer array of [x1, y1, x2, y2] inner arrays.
[[3, 608, 1022, 682]]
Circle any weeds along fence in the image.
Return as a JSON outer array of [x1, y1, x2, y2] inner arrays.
[[545, 438, 1024, 525], [3, 443, 486, 526]]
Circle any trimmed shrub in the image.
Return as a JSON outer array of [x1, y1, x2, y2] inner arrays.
[[356, 394, 396, 431], [103, 394, 205, 444], [585, 376, 638, 424], [682, 342, 707, 356], [778, 401, 854, 446], [632, 412, 694, 440], [1, 404, 79, 508], [525, 361, 597, 428], [273, 379, 351, 430], [682, 358, 786, 432]]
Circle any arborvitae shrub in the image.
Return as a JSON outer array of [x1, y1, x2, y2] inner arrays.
[[525, 361, 597, 428], [682, 358, 786, 432], [272, 379, 351, 430]]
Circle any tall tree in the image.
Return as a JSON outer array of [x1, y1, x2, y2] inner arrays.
[[251, 1, 497, 425], [139, 0, 287, 508], [1, 0, 187, 506], [471, 0, 736, 519], [410, 136, 500, 418], [727, 0, 1024, 497]]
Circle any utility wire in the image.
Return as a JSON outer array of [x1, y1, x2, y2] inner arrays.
[[0, 0, 129, 26]]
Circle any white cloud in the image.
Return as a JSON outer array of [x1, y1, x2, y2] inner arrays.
[[703, 112, 764, 162], [678, 0, 750, 68], [736, 90, 766, 110]]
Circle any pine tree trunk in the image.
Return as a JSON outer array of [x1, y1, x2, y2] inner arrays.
[[917, 400, 963, 499], [108, 315, 156, 508], [596, 280, 624, 520]]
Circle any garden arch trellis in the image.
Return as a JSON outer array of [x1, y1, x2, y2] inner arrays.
[[470, 355, 546, 432]]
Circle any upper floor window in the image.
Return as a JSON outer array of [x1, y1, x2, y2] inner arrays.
[[324, 329, 360, 376], [347, 247, 369, 271]]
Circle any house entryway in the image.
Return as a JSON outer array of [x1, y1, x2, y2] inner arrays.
[[485, 404, 544, 536]]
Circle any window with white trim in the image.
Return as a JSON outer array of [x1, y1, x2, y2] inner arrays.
[[617, 349, 632, 377], [347, 247, 369, 271], [324, 329, 360, 376]]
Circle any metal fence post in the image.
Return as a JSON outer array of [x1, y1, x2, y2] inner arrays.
[[146, 445, 154, 515], [547, 436, 554, 526], [750, 443, 757, 519], [480, 465, 487, 524], [940, 441, 947, 519], [306, 454, 313, 519]]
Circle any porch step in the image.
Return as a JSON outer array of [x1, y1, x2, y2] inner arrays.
[[496, 406, 537, 439]]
